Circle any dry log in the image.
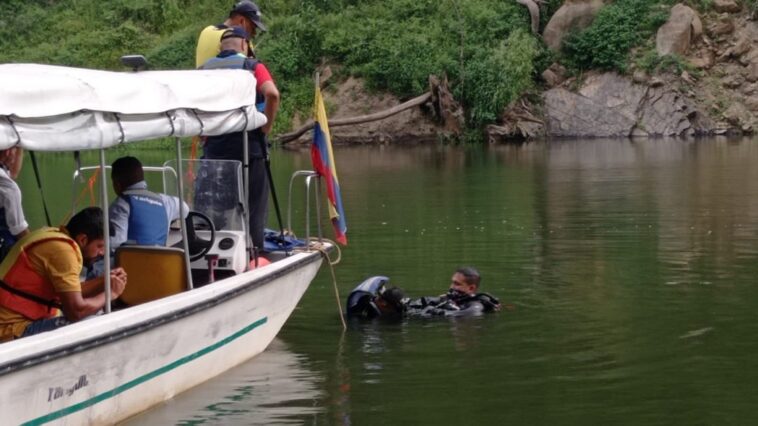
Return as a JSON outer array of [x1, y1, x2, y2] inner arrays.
[[428, 75, 465, 134], [516, 0, 541, 35], [277, 92, 432, 144]]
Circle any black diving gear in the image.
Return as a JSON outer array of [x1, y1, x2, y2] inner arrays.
[[346, 276, 500, 319], [346, 276, 407, 319], [405, 289, 501, 317]]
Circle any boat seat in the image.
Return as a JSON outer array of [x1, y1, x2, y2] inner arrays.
[[116, 246, 188, 306]]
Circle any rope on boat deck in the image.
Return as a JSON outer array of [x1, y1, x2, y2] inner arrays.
[[297, 238, 346, 331]]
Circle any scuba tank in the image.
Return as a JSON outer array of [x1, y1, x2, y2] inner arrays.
[[346, 276, 406, 318], [346, 276, 389, 318]]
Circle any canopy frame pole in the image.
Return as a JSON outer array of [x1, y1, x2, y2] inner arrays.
[[113, 112, 125, 144], [5, 116, 21, 145], [98, 149, 112, 313], [242, 108, 254, 267], [174, 137, 194, 290], [190, 109, 205, 136]]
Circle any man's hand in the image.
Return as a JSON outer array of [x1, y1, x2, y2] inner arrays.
[[110, 267, 127, 299]]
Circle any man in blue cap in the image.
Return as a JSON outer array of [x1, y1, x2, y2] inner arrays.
[[196, 0, 267, 67], [198, 26, 280, 252]]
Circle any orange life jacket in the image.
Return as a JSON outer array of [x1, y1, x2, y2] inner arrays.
[[0, 228, 79, 320]]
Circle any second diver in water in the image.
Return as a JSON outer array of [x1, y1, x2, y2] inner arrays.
[[346, 267, 501, 319]]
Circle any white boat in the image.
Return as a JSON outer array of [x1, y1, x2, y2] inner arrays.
[[0, 63, 330, 424]]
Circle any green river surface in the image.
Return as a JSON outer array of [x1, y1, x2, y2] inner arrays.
[[16, 137, 758, 425]]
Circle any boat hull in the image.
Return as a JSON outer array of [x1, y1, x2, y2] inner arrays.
[[0, 250, 323, 425]]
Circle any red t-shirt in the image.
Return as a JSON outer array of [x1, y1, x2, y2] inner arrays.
[[252, 63, 273, 91]]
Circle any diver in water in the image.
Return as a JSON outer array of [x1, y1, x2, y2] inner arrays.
[[346, 267, 500, 319], [406, 267, 500, 317]]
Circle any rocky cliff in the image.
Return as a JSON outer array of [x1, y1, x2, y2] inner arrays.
[[488, 2, 757, 141]]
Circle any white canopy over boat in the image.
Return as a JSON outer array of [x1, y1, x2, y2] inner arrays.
[[0, 63, 267, 151]]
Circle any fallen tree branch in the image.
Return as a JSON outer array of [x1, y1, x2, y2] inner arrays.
[[516, 0, 541, 35], [276, 92, 432, 144]]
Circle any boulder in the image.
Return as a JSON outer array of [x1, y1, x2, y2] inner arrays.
[[543, 74, 644, 137], [688, 50, 715, 69], [543, 0, 604, 52], [637, 88, 700, 136], [722, 74, 744, 88], [542, 73, 711, 137], [723, 102, 750, 126], [713, 0, 741, 13], [706, 18, 734, 37], [738, 48, 758, 66], [731, 34, 752, 58], [745, 96, 758, 111], [656, 4, 702, 56], [746, 63, 758, 83], [632, 70, 648, 84], [542, 63, 568, 87], [681, 71, 696, 84]]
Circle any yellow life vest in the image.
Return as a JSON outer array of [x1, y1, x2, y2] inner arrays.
[[0, 228, 79, 320]]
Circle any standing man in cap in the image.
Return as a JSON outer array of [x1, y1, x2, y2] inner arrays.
[[195, 0, 267, 68], [198, 26, 280, 252]]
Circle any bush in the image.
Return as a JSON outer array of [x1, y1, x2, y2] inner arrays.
[[463, 29, 540, 126], [636, 49, 697, 75], [563, 0, 671, 72], [748, 0, 758, 18]]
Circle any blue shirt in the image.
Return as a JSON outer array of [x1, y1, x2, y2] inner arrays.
[[108, 181, 189, 248]]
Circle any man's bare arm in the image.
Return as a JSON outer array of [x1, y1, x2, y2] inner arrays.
[[260, 80, 280, 135]]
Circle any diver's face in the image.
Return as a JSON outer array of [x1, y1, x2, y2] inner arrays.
[[450, 272, 476, 295]]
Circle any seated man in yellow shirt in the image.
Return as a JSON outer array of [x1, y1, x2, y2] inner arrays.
[[195, 0, 267, 67], [0, 207, 127, 342]]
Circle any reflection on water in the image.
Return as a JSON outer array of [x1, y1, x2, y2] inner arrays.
[[121, 339, 323, 425]]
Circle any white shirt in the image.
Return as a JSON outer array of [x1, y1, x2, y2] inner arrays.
[[108, 181, 189, 248], [0, 166, 28, 236]]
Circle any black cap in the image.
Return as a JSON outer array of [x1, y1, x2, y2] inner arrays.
[[231, 1, 267, 32], [221, 26, 250, 41]]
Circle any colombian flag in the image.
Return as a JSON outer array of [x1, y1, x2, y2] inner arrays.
[[311, 87, 347, 245]]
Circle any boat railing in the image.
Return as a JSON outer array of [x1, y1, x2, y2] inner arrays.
[[287, 171, 323, 248]]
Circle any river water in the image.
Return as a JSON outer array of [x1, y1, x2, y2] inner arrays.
[[17, 137, 758, 425]]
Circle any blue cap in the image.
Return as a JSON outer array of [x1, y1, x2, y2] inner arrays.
[[221, 26, 249, 41], [231, 1, 267, 32]]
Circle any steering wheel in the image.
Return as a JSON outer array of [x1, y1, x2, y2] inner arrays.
[[173, 211, 216, 262]]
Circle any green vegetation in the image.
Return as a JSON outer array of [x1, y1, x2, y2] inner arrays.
[[0, 0, 547, 136], [635, 49, 696, 75], [2, 0, 721, 137], [748, 0, 758, 18], [562, 0, 671, 72]]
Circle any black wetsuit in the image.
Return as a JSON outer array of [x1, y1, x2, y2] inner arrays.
[[405, 290, 501, 317], [346, 277, 501, 319]]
